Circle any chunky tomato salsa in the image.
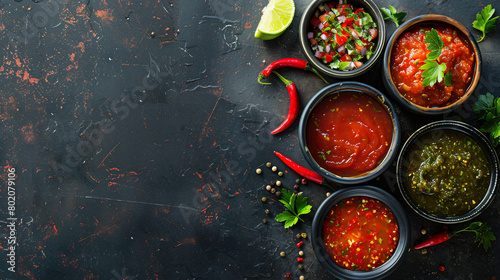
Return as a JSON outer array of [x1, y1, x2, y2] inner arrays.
[[306, 92, 393, 177], [323, 197, 399, 271], [390, 25, 475, 107]]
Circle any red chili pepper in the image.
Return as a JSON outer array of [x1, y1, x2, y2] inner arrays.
[[297, 257, 304, 262], [257, 58, 328, 85], [270, 71, 299, 135], [414, 231, 450, 249], [274, 151, 324, 184], [297, 241, 303, 248]]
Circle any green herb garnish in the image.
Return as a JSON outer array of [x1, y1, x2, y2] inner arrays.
[[275, 189, 312, 228], [472, 92, 500, 147], [420, 28, 450, 87], [380, 5, 406, 27], [451, 221, 496, 251], [472, 5, 498, 43]]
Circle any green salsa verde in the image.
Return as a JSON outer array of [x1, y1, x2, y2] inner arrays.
[[404, 130, 491, 217]]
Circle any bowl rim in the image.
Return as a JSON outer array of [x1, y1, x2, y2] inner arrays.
[[298, 81, 401, 184], [396, 120, 499, 224], [311, 185, 410, 280], [382, 14, 482, 115], [299, 0, 386, 78]]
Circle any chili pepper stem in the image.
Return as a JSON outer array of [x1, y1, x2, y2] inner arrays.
[[271, 71, 293, 86], [258, 73, 272, 85], [305, 64, 329, 84]]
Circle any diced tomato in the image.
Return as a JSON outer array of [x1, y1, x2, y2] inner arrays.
[[340, 54, 352, 62], [341, 22, 347, 29], [454, 50, 463, 56], [354, 61, 363, 68], [355, 42, 364, 51], [342, 29, 350, 37], [349, 27, 359, 38], [319, 14, 327, 24], [369, 28, 378, 40], [310, 38, 318, 46], [344, 17, 354, 26], [336, 34, 348, 46], [311, 17, 321, 27], [325, 54, 334, 63], [354, 8, 364, 14], [316, 52, 326, 59]]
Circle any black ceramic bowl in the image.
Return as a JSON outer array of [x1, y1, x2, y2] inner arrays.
[[299, 0, 386, 78], [382, 15, 481, 115], [312, 186, 410, 280], [299, 82, 400, 185], [396, 121, 499, 224]]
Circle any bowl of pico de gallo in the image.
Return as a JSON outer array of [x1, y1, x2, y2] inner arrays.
[[299, 0, 386, 78]]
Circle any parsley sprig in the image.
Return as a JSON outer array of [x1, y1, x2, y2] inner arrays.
[[380, 5, 406, 27], [473, 92, 500, 147], [473, 5, 498, 43], [274, 189, 312, 228], [420, 28, 452, 88], [450, 221, 496, 251]]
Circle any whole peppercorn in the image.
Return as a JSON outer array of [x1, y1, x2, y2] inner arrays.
[[301, 233, 307, 239], [271, 188, 276, 194], [286, 272, 291, 278], [421, 249, 428, 255], [262, 219, 267, 224], [276, 180, 282, 187], [266, 185, 272, 191], [301, 179, 307, 185], [275, 191, 281, 198], [271, 166, 278, 172], [150, 31, 156, 38], [294, 184, 299, 190], [298, 264, 304, 270], [265, 209, 270, 215], [439, 266, 445, 271], [300, 276, 305, 280], [266, 162, 272, 168], [295, 178, 301, 184], [421, 229, 427, 235], [270, 180, 276, 186], [280, 251, 286, 257], [261, 197, 267, 203], [326, 192, 331, 197], [256, 168, 262, 174], [298, 251, 304, 257], [297, 257, 304, 263], [296, 233, 301, 239]]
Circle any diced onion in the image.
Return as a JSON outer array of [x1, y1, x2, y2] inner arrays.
[[320, 33, 328, 41], [318, 22, 325, 30], [315, 50, 322, 58], [318, 45, 324, 52], [337, 15, 346, 22], [308, 32, 314, 39], [325, 44, 331, 53], [337, 44, 346, 53], [360, 47, 367, 57]]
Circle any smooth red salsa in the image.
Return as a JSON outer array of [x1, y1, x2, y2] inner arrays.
[[390, 25, 475, 107], [323, 197, 399, 271], [306, 92, 393, 177]]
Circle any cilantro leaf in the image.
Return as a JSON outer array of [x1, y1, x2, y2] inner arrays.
[[424, 28, 444, 60], [275, 211, 298, 228], [473, 93, 500, 147], [380, 5, 406, 27], [419, 29, 447, 88], [274, 189, 312, 228], [420, 60, 447, 87], [473, 5, 499, 42]]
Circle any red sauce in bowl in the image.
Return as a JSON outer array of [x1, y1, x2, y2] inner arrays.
[[323, 196, 399, 271], [306, 92, 393, 177], [390, 25, 475, 107]]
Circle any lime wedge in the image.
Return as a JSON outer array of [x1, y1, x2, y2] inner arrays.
[[255, 0, 295, 40]]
